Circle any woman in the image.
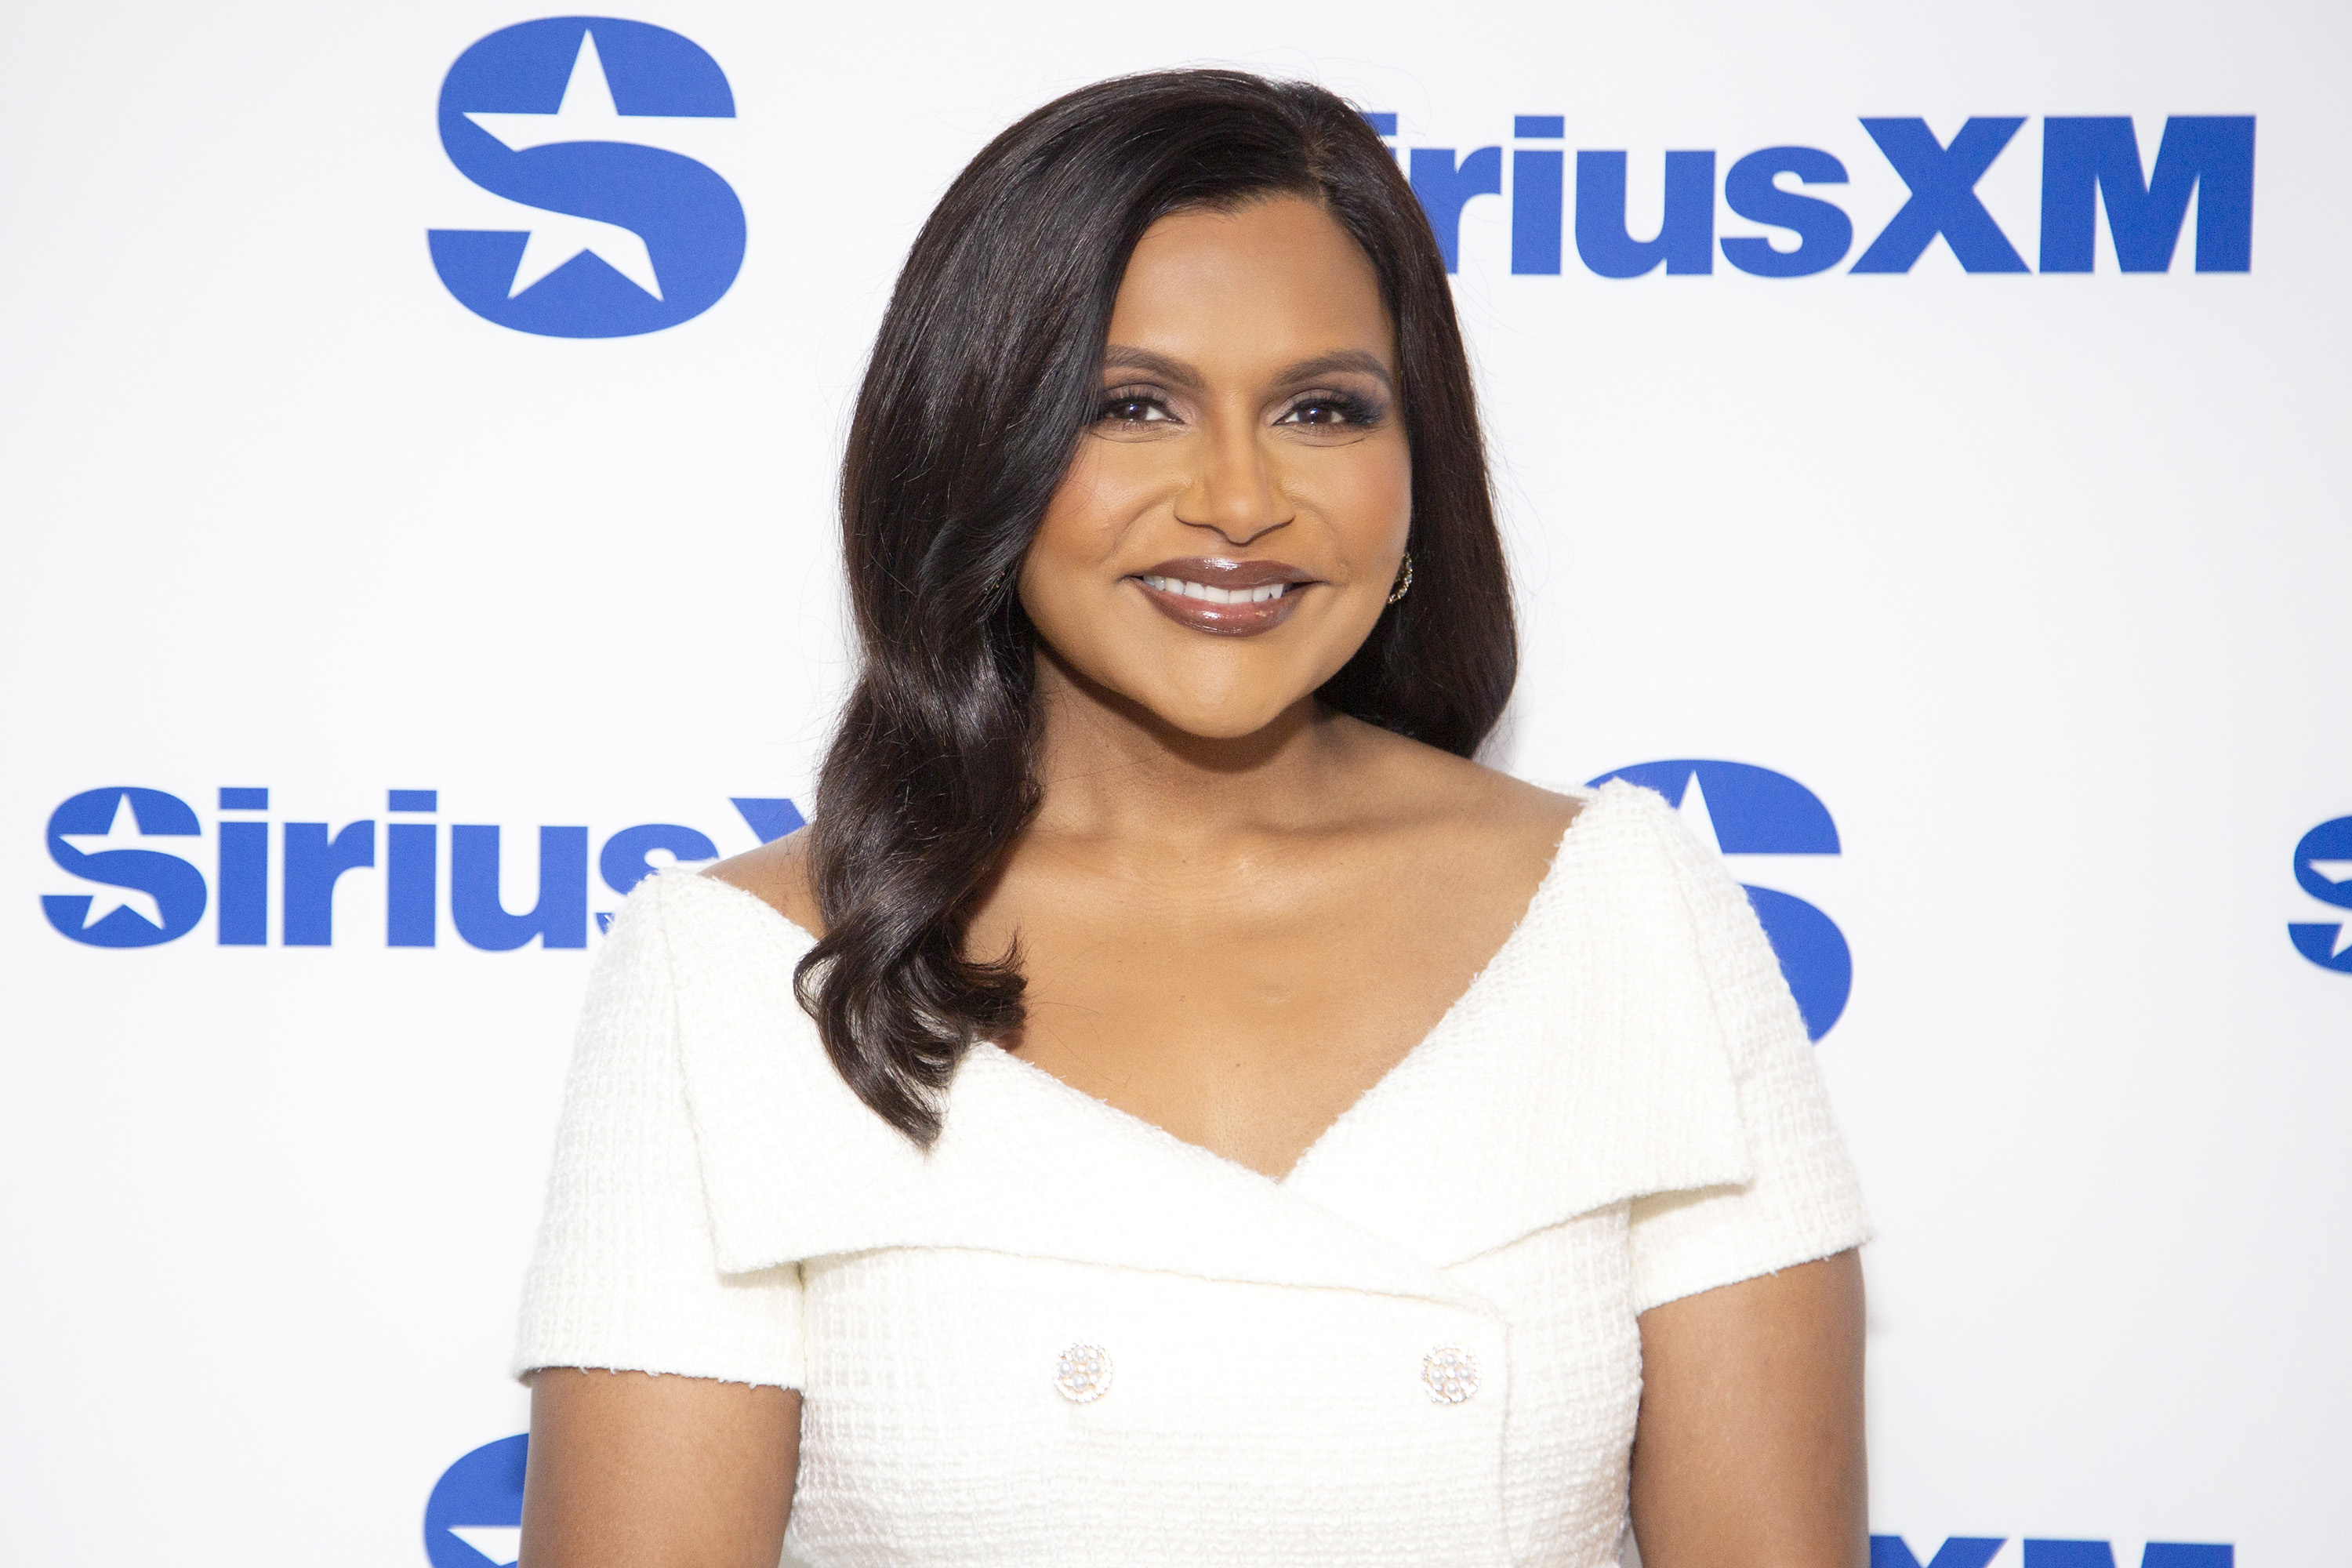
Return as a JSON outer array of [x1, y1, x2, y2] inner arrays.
[[515, 70, 1868, 1568]]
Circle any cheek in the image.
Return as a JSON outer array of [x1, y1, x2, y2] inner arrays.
[[1032, 442, 1167, 568], [1019, 449, 1145, 658], [1306, 437, 1413, 558]]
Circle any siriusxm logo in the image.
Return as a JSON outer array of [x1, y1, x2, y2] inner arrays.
[[425, 1436, 526, 1568], [1874, 1536, 2230, 1568], [430, 17, 745, 337], [2288, 815, 2352, 973], [1588, 760, 1850, 1040], [40, 786, 802, 950], [1370, 112, 2254, 277]]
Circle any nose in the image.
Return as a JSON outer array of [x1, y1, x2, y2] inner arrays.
[[1174, 423, 1290, 547]]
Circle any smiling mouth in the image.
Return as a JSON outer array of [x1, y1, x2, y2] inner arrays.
[[1137, 574, 1296, 604], [1129, 557, 1317, 636]]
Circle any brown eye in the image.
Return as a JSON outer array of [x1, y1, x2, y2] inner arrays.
[[1279, 392, 1378, 428], [1098, 393, 1172, 423]]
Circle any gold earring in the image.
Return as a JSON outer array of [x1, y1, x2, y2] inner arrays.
[[1386, 551, 1414, 605]]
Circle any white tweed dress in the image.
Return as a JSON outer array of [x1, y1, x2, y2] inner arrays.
[[514, 779, 1870, 1567]]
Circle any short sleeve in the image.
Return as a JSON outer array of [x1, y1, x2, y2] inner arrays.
[[513, 876, 808, 1387], [1626, 802, 1871, 1315]]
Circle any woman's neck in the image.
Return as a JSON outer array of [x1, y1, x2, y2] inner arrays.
[[1025, 643, 1363, 851]]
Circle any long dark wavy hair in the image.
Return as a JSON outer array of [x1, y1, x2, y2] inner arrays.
[[797, 69, 1517, 1144]]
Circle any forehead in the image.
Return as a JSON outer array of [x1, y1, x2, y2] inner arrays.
[[1106, 196, 1394, 371]]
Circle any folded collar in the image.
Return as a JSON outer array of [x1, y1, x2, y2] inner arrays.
[[656, 780, 1750, 1308]]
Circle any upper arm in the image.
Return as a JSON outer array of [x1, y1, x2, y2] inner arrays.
[[1624, 789, 1873, 1565], [1628, 1250, 1867, 1568], [514, 876, 815, 1563], [522, 1370, 800, 1568]]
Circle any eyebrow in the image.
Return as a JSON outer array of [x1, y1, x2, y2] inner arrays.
[[1101, 345, 1396, 394]]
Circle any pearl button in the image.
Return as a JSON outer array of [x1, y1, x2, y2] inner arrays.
[[1423, 1345, 1479, 1404], [1054, 1344, 1112, 1403]]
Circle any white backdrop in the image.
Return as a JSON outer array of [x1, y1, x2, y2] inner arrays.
[[4, 2, 2344, 1564]]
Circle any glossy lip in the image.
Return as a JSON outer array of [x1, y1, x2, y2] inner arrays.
[[1129, 556, 1319, 637]]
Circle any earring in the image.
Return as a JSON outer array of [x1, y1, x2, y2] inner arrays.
[[1385, 551, 1414, 605]]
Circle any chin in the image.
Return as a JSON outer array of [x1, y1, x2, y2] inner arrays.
[[1144, 688, 1298, 741], [1170, 713, 1289, 742]]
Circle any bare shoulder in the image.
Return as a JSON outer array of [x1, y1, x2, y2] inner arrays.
[[1462, 761, 1585, 848], [705, 828, 826, 938], [1341, 720, 1583, 859]]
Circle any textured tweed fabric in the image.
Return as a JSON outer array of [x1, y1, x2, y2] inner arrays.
[[515, 779, 1870, 1566]]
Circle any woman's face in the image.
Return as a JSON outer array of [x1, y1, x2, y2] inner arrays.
[[1018, 194, 1412, 740]]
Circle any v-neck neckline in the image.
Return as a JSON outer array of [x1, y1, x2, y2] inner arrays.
[[973, 785, 1605, 1189], [671, 778, 1758, 1285], [695, 782, 1610, 1191]]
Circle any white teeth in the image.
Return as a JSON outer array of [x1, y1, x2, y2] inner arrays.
[[1140, 575, 1291, 604]]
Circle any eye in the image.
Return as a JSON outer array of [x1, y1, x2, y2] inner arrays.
[[1278, 390, 1382, 428], [1098, 389, 1175, 424]]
